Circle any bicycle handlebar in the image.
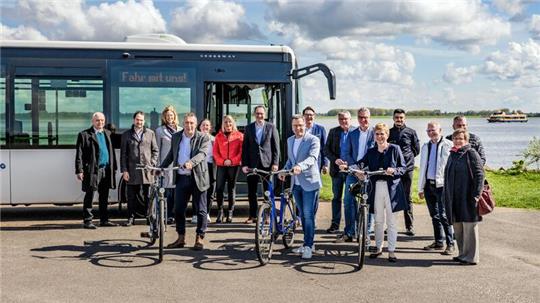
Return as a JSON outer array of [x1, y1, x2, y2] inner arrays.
[[136, 164, 182, 172], [340, 168, 386, 177], [246, 168, 293, 177]]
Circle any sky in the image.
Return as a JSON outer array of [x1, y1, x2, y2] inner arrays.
[[1, 0, 540, 113]]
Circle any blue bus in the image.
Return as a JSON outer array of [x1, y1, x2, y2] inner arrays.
[[0, 34, 335, 205]]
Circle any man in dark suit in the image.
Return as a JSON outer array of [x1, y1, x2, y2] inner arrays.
[[323, 111, 352, 233], [120, 111, 159, 226], [303, 106, 328, 173], [241, 105, 280, 223], [161, 112, 210, 250], [75, 112, 118, 229], [388, 109, 420, 236]]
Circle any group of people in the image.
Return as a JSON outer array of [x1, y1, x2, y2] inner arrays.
[[75, 105, 486, 264]]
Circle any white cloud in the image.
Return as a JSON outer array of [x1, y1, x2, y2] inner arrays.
[[530, 15, 540, 40], [443, 63, 479, 84], [86, 0, 166, 41], [169, 0, 262, 43], [443, 39, 540, 87], [492, 0, 526, 17], [3, 0, 166, 41], [267, 0, 511, 52], [0, 23, 48, 40]]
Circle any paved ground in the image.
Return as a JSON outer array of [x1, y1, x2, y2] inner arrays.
[[1, 202, 539, 303]]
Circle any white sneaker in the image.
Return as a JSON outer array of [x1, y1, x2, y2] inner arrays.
[[293, 246, 304, 254], [207, 214, 211, 223], [302, 246, 312, 259], [191, 215, 197, 224]]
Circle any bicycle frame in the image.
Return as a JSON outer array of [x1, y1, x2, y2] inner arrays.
[[249, 169, 295, 236]]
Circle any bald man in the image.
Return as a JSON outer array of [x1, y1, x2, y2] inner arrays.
[[75, 112, 118, 229]]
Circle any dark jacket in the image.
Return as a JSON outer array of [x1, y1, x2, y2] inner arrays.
[[308, 123, 328, 169], [161, 130, 210, 192], [446, 132, 486, 166], [75, 127, 117, 192], [241, 121, 280, 169], [388, 125, 420, 172], [120, 126, 159, 185], [356, 144, 408, 214], [443, 145, 484, 223], [324, 126, 347, 177]]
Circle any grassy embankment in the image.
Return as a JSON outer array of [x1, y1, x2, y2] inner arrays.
[[319, 169, 540, 209]]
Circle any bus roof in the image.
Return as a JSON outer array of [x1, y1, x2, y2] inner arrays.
[[0, 39, 295, 56]]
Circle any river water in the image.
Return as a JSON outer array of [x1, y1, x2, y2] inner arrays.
[[316, 116, 540, 169]]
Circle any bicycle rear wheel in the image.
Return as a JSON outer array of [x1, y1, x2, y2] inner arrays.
[[158, 197, 165, 262], [357, 205, 367, 271], [282, 197, 297, 249], [255, 203, 274, 265]]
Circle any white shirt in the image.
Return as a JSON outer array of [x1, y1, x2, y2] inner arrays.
[[177, 133, 192, 175], [292, 137, 302, 185], [357, 128, 369, 161], [206, 137, 214, 163]]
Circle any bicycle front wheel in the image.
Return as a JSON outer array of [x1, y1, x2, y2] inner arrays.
[[282, 197, 297, 249], [255, 203, 274, 265], [357, 205, 367, 271], [158, 197, 165, 263]]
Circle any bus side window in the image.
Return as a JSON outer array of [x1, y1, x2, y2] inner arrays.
[[12, 120, 30, 145]]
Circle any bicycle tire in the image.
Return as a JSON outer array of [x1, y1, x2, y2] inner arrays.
[[282, 197, 297, 249], [148, 190, 158, 246], [158, 197, 165, 263], [255, 203, 274, 265], [357, 205, 367, 271]]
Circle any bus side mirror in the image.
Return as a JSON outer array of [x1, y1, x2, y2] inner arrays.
[[291, 63, 336, 100]]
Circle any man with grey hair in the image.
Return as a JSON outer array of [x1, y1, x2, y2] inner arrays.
[[446, 115, 486, 166], [418, 121, 454, 254], [75, 112, 118, 229], [324, 110, 352, 233], [336, 107, 375, 242]]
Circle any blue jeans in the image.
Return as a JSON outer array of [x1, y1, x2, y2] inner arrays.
[[343, 175, 374, 237], [330, 173, 347, 227], [292, 185, 319, 248], [424, 183, 453, 246]]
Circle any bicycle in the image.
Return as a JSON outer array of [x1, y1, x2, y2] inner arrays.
[[247, 168, 297, 265], [136, 164, 179, 263], [341, 167, 385, 270]]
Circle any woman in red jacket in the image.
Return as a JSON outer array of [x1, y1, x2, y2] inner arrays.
[[213, 115, 244, 223]]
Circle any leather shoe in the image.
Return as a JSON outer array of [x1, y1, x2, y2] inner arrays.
[[166, 235, 185, 249], [83, 222, 97, 229], [369, 251, 383, 259], [100, 221, 118, 227], [326, 224, 339, 234], [193, 235, 204, 250], [405, 228, 415, 236]]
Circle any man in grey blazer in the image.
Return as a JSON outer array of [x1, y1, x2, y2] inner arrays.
[[280, 115, 321, 259], [161, 112, 210, 250], [120, 111, 159, 226]]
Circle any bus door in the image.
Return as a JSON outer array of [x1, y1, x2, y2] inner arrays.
[[10, 73, 104, 204], [204, 82, 287, 195]]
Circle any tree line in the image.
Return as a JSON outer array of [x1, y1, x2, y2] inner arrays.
[[324, 108, 540, 117]]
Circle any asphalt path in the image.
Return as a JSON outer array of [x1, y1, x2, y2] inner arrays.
[[1, 203, 539, 303]]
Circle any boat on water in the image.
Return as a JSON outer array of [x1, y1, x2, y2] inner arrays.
[[487, 111, 528, 123]]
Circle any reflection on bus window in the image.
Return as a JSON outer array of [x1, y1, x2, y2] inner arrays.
[[13, 79, 103, 146], [118, 87, 191, 130]]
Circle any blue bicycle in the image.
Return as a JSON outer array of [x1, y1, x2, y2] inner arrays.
[[247, 168, 297, 265]]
